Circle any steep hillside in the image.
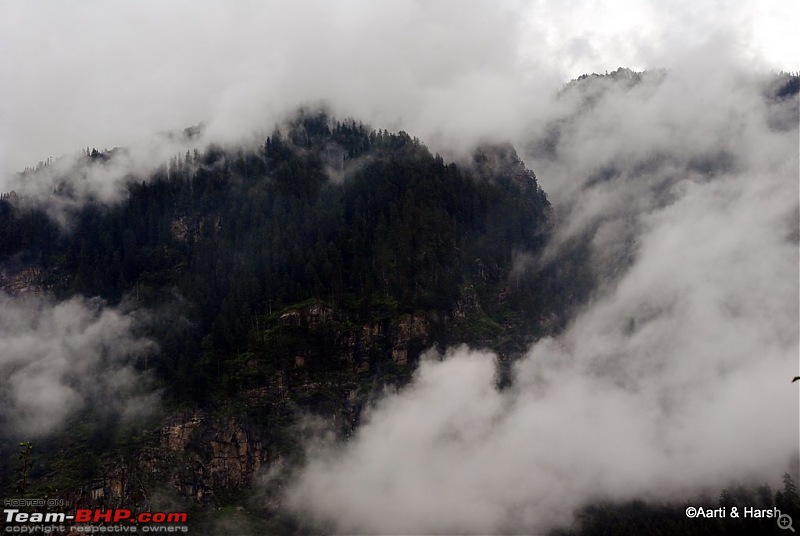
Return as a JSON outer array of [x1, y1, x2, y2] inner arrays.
[[0, 110, 591, 529]]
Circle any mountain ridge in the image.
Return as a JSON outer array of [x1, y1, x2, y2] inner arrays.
[[0, 109, 593, 532]]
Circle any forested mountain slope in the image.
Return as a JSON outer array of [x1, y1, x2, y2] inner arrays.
[[0, 110, 591, 531], [1, 65, 796, 533]]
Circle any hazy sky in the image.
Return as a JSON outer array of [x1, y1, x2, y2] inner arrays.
[[1, 0, 797, 174]]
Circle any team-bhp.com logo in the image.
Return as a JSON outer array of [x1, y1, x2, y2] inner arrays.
[[4, 508, 189, 533], [72, 510, 187, 524], [5, 509, 187, 523]]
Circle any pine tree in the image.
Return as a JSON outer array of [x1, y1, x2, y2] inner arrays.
[[15, 442, 33, 499]]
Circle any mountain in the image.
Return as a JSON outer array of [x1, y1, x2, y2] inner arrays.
[[0, 109, 591, 532], [2, 65, 797, 533]]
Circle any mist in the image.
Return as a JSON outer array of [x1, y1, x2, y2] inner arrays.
[[0, 292, 158, 438], [285, 59, 799, 534], [1, 2, 795, 229], [0, 133, 201, 227], [1, 1, 798, 532], [1, 1, 796, 178]]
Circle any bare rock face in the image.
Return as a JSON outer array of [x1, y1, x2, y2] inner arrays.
[[0, 266, 43, 294], [60, 411, 276, 509], [395, 312, 429, 341], [60, 299, 488, 510], [163, 412, 204, 452], [156, 411, 275, 504], [272, 301, 432, 375], [63, 466, 146, 511], [207, 417, 267, 489], [390, 313, 429, 365], [0, 262, 63, 295]]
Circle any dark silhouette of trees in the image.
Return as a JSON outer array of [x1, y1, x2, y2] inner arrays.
[[0, 110, 574, 403]]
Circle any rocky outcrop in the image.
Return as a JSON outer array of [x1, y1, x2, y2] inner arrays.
[[58, 294, 512, 509], [59, 411, 278, 509], [155, 411, 275, 505], [274, 302, 432, 374], [0, 254, 70, 296], [390, 312, 429, 365], [0, 266, 44, 294]]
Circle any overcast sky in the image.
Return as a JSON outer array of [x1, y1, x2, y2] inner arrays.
[[0, 0, 797, 174]]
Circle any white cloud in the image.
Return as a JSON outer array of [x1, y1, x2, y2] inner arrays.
[[1, 0, 796, 176], [286, 58, 799, 534], [0, 292, 157, 437], [0, 2, 797, 531]]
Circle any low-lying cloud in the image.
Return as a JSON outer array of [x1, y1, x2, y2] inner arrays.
[[0, 131, 200, 227], [1, 2, 796, 235], [0, 292, 158, 438], [285, 63, 799, 533], [1, 2, 797, 531], [2, 1, 796, 176]]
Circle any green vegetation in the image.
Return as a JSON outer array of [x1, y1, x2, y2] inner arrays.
[[0, 109, 597, 528], [0, 110, 581, 407], [15, 441, 33, 499]]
